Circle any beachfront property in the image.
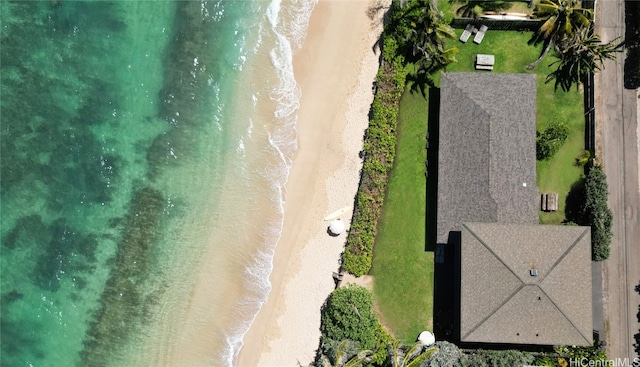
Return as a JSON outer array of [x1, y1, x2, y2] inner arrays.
[[434, 72, 593, 346]]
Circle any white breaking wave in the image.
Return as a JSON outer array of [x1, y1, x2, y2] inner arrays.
[[222, 0, 317, 366]]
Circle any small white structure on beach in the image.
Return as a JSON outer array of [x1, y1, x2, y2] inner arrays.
[[328, 219, 345, 235], [418, 331, 436, 346]]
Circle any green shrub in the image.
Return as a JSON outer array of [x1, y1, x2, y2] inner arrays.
[[456, 349, 535, 367], [319, 285, 392, 365], [575, 150, 591, 167], [583, 165, 613, 261], [422, 341, 462, 367], [554, 345, 608, 366], [320, 285, 378, 349], [536, 121, 570, 160]]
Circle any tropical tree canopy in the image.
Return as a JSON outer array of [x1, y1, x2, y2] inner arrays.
[[391, 0, 458, 72], [316, 339, 373, 367], [448, 0, 513, 19], [527, 0, 593, 69], [386, 342, 438, 367], [546, 29, 623, 91]]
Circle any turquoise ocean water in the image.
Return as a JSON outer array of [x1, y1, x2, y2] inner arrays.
[[0, 1, 314, 366]]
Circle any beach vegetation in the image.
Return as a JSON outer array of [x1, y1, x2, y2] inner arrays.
[[417, 341, 462, 367], [343, 0, 454, 277], [318, 285, 393, 365], [386, 342, 438, 367], [389, 0, 458, 93], [343, 32, 406, 277], [315, 339, 373, 367]]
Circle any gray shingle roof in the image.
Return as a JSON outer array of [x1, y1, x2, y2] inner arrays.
[[436, 72, 539, 244], [460, 222, 593, 346]]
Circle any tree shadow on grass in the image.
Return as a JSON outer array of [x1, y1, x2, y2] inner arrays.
[[564, 177, 587, 225]]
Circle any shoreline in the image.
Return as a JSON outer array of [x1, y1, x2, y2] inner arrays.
[[237, 0, 385, 365]]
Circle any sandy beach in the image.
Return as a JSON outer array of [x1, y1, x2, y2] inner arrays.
[[237, 0, 385, 365]]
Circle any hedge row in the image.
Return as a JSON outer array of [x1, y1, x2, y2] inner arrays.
[[342, 35, 407, 276], [584, 165, 613, 261]]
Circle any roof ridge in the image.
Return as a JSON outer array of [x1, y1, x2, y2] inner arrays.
[[537, 286, 592, 345], [461, 223, 524, 340], [539, 227, 592, 343], [462, 223, 523, 282], [447, 74, 492, 116], [467, 284, 591, 344], [462, 284, 524, 340]]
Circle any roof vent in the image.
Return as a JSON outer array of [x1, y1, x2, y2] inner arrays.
[[530, 269, 538, 276]]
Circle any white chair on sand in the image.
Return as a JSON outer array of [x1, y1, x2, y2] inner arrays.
[[473, 25, 488, 44], [459, 24, 474, 43]]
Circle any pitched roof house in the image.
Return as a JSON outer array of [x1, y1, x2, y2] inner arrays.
[[436, 72, 593, 346], [436, 72, 539, 244], [460, 222, 593, 346]]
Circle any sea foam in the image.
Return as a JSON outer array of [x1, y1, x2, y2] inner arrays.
[[223, 0, 317, 365]]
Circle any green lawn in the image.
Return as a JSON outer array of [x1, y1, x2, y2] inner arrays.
[[371, 28, 586, 342], [370, 88, 433, 344]]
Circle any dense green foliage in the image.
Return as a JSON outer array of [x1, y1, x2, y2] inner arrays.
[[343, 0, 456, 277], [319, 285, 392, 364], [536, 121, 570, 160], [583, 165, 613, 261], [316, 339, 373, 367], [342, 38, 405, 276], [386, 342, 437, 367], [566, 165, 613, 260], [534, 345, 608, 366], [420, 341, 462, 367], [546, 30, 622, 92], [394, 0, 458, 75], [448, 0, 513, 19], [457, 349, 535, 367], [321, 286, 379, 349], [527, 0, 592, 69]]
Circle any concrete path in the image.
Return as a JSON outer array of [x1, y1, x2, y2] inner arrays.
[[594, 0, 640, 361]]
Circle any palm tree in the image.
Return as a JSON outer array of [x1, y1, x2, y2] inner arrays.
[[392, 0, 457, 96], [386, 342, 438, 367], [546, 29, 623, 91], [317, 340, 373, 367], [400, 0, 459, 71], [449, 0, 513, 19], [527, 0, 593, 70]]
